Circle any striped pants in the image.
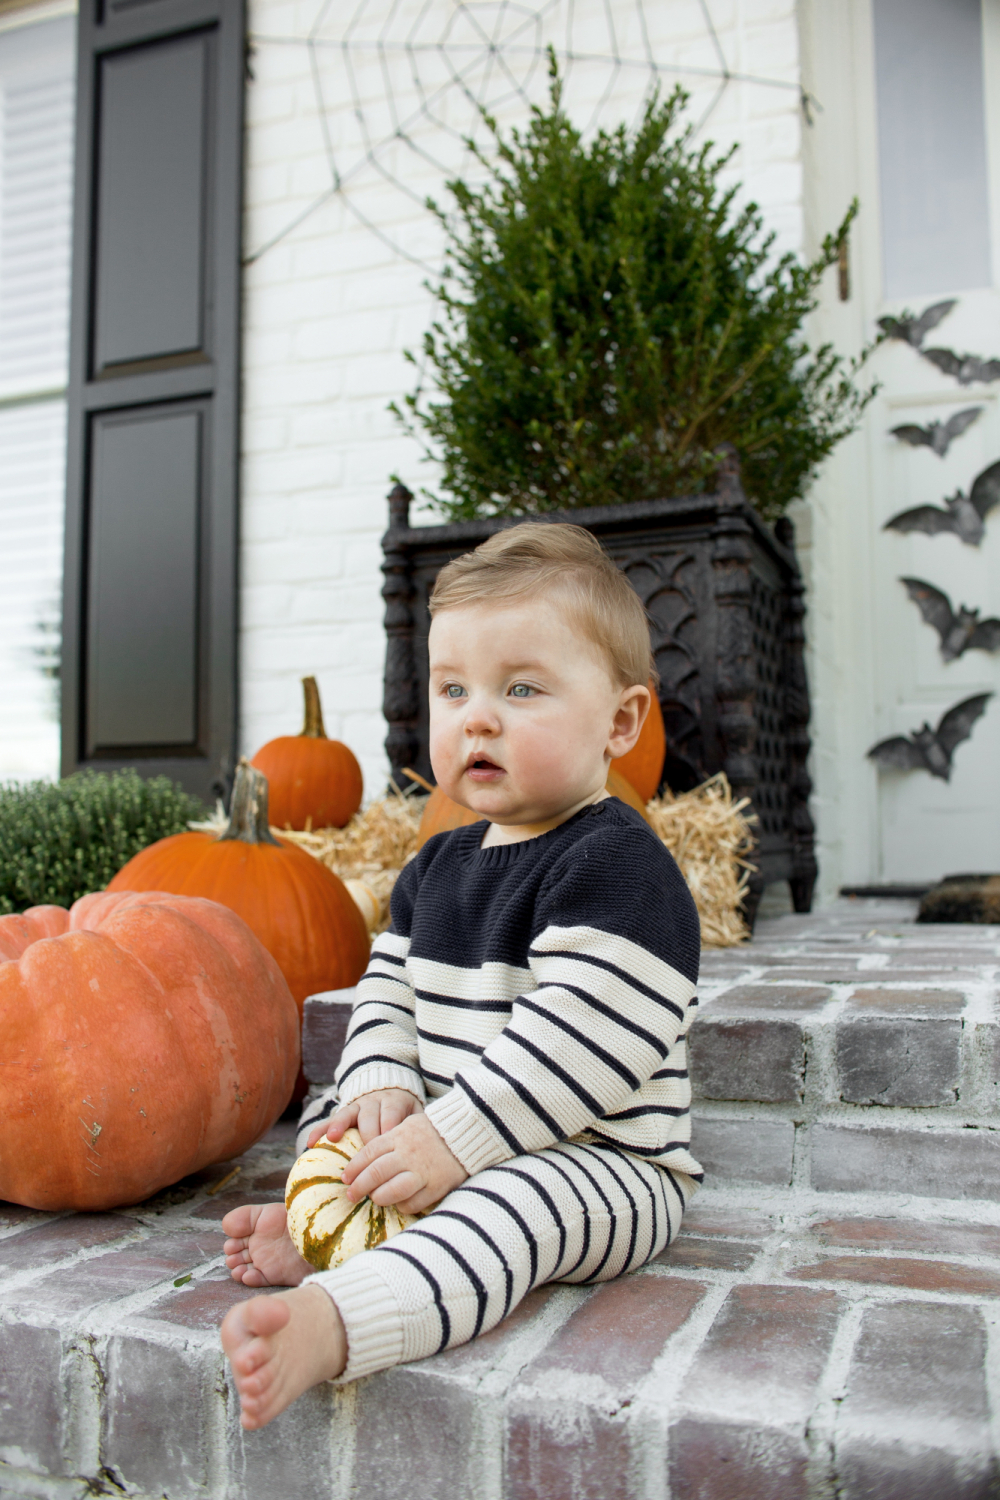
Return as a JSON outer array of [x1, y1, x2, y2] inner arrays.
[[296, 1094, 696, 1383]]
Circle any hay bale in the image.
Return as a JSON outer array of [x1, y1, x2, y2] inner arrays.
[[194, 773, 754, 947], [918, 875, 1000, 924], [644, 773, 757, 948]]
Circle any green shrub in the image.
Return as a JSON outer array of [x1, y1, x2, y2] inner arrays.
[[0, 770, 205, 915], [393, 64, 877, 523]]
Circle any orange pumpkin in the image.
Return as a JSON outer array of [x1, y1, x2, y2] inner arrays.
[[108, 760, 371, 1017], [0, 890, 299, 1211], [251, 676, 363, 830], [614, 681, 666, 802], [415, 768, 652, 849]]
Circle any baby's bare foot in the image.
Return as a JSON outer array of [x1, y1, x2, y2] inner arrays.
[[221, 1284, 347, 1428], [222, 1203, 311, 1287]]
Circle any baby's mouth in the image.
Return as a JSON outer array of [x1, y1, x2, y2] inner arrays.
[[466, 754, 504, 782]]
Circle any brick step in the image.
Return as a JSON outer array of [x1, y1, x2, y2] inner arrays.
[[2, 1121, 998, 1499]]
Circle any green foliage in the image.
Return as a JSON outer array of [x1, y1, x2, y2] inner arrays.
[[0, 769, 204, 915], [393, 65, 878, 522]]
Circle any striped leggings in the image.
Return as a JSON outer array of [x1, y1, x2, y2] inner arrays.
[[295, 1095, 696, 1383]]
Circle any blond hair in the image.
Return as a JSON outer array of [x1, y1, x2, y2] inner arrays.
[[429, 522, 656, 689]]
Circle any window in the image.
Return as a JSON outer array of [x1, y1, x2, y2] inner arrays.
[[873, 0, 992, 297], [0, 8, 75, 780]]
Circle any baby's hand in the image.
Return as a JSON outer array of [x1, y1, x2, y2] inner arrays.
[[306, 1088, 423, 1149], [341, 1112, 468, 1213]]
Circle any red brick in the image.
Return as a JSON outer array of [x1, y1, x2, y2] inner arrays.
[[788, 1254, 1000, 1297], [0, 1322, 68, 1475], [190, 1169, 289, 1221], [811, 1123, 1000, 1202], [505, 1278, 707, 1500], [139, 1271, 279, 1331], [689, 1018, 805, 1102], [681, 1206, 775, 1239], [836, 1017, 960, 1106], [811, 1216, 1000, 1258], [0, 1229, 222, 1316], [0, 1213, 136, 1271], [762, 967, 861, 983], [0, 1203, 45, 1230], [847, 988, 965, 1014], [655, 1236, 759, 1272], [224, 1364, 336, 1499], [104, 1335, 215, 1496], [690, 1117, 794, 1186], [350, 1287, 561, 1500], [669, 1285, 842, 1500], [301, 989, 355, 1084], [708, 984, 832, 1012], [836, 1302, 994, 1499]]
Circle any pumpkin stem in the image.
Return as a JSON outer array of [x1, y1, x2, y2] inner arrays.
[[300, 676, 327, 739], [220, 759, 281, 846]]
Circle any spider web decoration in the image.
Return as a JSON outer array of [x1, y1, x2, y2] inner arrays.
[[246, 0, 805, 272]]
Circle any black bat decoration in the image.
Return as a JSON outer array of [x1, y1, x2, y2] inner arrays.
[[883, 458, 1000, 546], [890, 406, 981, 458], [920, 348, 1000, 386], [868, 693, 993, 781], [899, 578, 1000, 661], [877, 300, 955, 348]]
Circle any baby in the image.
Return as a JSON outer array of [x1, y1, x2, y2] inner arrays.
[[220, 521, 702, 1427]]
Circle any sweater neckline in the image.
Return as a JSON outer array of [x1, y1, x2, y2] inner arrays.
[[458, 798, 625, 869]]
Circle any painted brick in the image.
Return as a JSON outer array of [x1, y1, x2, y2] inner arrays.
[[690, 1117, 794, 1186], [103, 1336, 215, 1499], [847, 988, 965, 1014], [0, 1322, 68, 1475], [655, 1236, 760, 1272], [0, 1230, 222, 1317], [301, 988, 355, 1085], [810, 1216, 1000, 1257], [835, 1303, 995, 1500], [707, 983, 832, 1012], [0, 1214, 136, 1272], [669, 1285, 842, 1500], [789, 1254, 1000, 1296], [835, 1017, 961, 1106], [505, 1277, 707, 1500], [811, 1123, 1000, 1202], [689, 1018, 804, 1102]]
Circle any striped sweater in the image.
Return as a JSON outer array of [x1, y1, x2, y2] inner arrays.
[[334, 797, 703, 1181]]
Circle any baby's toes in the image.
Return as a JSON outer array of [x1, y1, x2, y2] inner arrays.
[[221, 1204, 256, 1238]]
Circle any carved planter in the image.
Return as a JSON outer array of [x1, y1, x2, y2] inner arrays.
[[381, 453, 817, 920]]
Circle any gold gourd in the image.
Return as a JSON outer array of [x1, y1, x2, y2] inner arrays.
[[285, 1128, 421, 1271]]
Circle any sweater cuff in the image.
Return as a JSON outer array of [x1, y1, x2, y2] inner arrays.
[[306, 1256, 405, 1383], [336, 1064, 426, 1106], [424, 1087, 513, 1175]]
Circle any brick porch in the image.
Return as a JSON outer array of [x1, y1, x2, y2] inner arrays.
[[2, 898, 999, 1499]]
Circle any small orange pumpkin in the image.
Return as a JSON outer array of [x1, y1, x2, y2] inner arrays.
[[0, 890, 299, 1211], [108, 761, 371, 1017], [414, 767, 652, 849], [614, 681, 666, 802], [251, 676, 363, 830]]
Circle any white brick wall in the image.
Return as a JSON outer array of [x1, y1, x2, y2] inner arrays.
[[240, 0, 807, 802]]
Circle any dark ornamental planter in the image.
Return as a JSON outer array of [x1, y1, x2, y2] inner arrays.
[[381, 452, 817, 922]]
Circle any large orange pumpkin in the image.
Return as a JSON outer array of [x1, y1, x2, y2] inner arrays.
[[108, 760, 371, 1016], [614, 681, 666, 802], [251, 676, 363, 830], [414, 767, 652, 849], [0, 890, 299, 1211]]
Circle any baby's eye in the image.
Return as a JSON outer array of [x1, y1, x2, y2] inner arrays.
[[444, 684, 466, 699], [509, 683, 534, 698]]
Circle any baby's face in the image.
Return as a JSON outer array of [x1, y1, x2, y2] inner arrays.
[[428, 597, 644, 832]]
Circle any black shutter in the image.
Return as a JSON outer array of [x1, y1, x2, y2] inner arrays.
[[61, 0, 244, 801]]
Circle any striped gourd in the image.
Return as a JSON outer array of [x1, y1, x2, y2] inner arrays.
[[285, 1128, 420, 1271]]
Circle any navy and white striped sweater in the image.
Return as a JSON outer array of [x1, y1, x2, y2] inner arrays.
[[334, 796, 703, 1181]]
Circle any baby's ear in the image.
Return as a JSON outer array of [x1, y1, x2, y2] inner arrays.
[[608, 684, 649, 754]]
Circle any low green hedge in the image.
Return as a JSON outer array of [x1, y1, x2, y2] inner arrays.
[[0, 769, 205, 915]]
